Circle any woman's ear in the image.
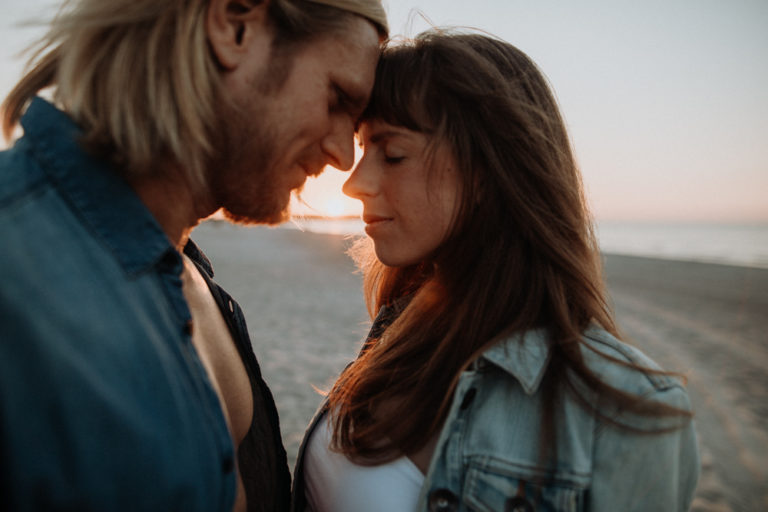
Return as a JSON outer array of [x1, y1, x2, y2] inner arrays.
[[207, 0, 271, 70]]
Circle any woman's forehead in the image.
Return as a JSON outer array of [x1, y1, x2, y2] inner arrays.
[[359, 119, 430, 143]]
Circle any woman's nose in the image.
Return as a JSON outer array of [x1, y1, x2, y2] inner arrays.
[[342, 156, 377, 199]]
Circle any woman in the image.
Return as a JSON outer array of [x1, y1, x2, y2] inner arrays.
[[292, 30, 699, 511]]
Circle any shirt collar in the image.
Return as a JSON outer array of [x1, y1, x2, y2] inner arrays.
[[21, 97, 175, 275], [183, 239, 215, 278], [479, 328, 552, 395]]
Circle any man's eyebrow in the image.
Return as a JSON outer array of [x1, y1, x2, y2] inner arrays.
[[335, 83, 367, 115], [349, 92, 368, 113]]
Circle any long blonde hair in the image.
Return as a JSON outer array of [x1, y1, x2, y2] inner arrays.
[[1, 0, 387, 185], [3, 0, 218, 184]]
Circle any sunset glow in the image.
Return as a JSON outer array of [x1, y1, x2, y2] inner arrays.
[[290, 167, 361, 218], [290, 144, 363, 218]]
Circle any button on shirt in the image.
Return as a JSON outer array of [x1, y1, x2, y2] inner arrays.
[[0, 99, 236, 510]]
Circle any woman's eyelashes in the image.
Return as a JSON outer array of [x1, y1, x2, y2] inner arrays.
[[382, 144, 406, 164]]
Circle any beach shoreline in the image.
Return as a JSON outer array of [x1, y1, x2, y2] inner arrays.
[[192, 221, 768, 511]]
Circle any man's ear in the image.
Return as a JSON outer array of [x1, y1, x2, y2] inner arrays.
[[207, 0, 271, 70]]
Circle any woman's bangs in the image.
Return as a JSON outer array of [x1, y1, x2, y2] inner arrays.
[[362, 48, 433, 133]]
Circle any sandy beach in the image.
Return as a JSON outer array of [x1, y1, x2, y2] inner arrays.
[[191, 221, 768, 512]]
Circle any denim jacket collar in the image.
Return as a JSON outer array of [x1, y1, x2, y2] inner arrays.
[[21, 97, 175, 276], [479, 328, 552, 396]]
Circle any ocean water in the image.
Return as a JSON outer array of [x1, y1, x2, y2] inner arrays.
[[287, 217, 768, 270], [595, 221, 768, 269]]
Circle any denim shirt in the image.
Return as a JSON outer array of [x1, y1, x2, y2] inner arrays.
[[0, 98, 238, 510], [292, 310, 700, 512]]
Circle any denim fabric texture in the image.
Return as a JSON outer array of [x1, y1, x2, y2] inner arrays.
[[293, 308, 700, 512], [0, 98, 236, 511]]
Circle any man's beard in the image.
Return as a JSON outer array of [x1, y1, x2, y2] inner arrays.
[[206, 96, 296, 226]]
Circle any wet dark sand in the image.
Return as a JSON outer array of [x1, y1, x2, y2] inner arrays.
[[192, 221, 768, 511]]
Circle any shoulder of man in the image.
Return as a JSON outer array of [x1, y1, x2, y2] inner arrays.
[[0, 137, 48, 208]]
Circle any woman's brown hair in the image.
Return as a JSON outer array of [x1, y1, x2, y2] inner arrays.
[[326, 30, 689, 465]]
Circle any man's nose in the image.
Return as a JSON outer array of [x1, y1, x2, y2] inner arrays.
[[321, 116, 355, 171]]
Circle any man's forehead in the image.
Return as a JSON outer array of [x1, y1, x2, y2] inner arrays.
[[324, 18, 380, 79], [306, 0, 388, 37]]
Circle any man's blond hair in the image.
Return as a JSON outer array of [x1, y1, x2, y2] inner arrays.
[[1, 0, 387, 185]]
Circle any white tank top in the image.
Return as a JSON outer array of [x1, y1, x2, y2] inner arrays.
[[304, 414, 424, 512]]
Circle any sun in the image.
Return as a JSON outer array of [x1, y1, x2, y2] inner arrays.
[[323, 197, 348, 218], [290, 143, 364, 218], [291, 168, 362, 218]]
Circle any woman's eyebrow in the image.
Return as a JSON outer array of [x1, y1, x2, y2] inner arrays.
[[369, 131, 405, 144]]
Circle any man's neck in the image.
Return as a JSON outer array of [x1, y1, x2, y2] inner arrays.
[[129, 167, 217, 251]]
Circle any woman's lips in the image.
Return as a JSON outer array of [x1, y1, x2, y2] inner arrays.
[[363, 214, 393, 224], [363, 214, 393, 236]]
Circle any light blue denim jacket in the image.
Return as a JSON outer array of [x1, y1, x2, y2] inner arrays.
[[292, 311, 700, 511]]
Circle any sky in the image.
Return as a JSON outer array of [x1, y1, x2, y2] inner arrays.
[[1, 0, 766, 223]]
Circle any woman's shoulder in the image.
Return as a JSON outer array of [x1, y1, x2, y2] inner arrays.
[[579, 326, 687, 398], [477, 325, 692, 423], [479, 326, 687, 397], [575, 326, 694, 436]]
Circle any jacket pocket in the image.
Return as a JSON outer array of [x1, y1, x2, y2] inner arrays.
[[463, 458, 587, 512]]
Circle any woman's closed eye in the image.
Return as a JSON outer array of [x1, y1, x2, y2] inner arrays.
[[384, 155, 405, 164]]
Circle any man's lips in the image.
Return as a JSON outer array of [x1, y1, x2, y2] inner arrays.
[[301, 162, 325, 178]]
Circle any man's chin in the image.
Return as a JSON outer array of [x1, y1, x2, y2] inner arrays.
[[219, 205, 291, 226]]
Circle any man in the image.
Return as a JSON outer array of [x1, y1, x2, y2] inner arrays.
[[0, 0, 386, 510]]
